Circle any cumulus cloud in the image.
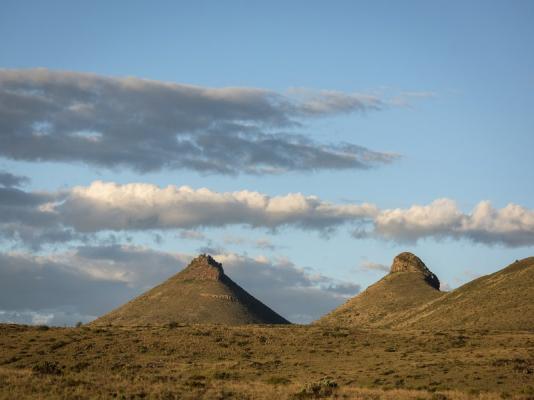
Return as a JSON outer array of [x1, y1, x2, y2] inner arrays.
[[58, 183, 534, 247], [0, 68, 398, 174], [0, 245, 359, 325], [1, 183, 533, 248], [57, 181, 379, 232], [372, 198, 534, 247]]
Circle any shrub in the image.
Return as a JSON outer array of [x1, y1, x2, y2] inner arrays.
[[167, 321, 179, 329], [71, 361, 90, 372], [294, 377, 338, 398], [32, 360, 62, 375], [266, 376, 291, 385], [213, 371, 233, 380]]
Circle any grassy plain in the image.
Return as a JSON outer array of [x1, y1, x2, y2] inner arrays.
[[1, 323, 533, 399]]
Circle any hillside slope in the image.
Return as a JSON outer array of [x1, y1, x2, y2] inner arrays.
[[93, 254, 290, 326], [397, 257, 534, 331], [318, 252, 444, 327]]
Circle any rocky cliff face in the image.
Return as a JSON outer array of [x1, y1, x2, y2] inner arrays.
[[177, 254, 224, 281], [390, 252, 440, 290]]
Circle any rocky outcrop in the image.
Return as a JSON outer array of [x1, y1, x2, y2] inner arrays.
[[390, 252, 440, 290], [177, 254, 224, 281]]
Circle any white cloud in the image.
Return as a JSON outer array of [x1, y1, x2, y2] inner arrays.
[[2, 182, 534, 248], [373, 199, 463, 242], [372, 198, 534, 247], [58, 180, 379, 232]]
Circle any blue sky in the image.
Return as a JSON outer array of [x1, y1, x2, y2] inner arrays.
[[1, 0, 533, 325]]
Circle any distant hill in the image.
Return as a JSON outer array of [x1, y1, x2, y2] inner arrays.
[[319, 253, 534, 331], [396, 257, 534, 331], [93, 254, 290, 326], [318, 252, 443, 328]]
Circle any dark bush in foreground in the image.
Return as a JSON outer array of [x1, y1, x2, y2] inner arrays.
[[32, 361, 62, 375], [266, 376, 291, 385]]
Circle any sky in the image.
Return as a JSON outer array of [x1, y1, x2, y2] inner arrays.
[[0, 0, 533, 325]]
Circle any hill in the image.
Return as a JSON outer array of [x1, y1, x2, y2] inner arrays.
[[92, 254, 290, 326], [318, 252, 444, 328], [397, 257, 534, 331]]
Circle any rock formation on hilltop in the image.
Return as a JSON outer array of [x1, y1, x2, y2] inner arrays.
[[317, 252, 443, 328], [92, 254, 290, 326], [319, 252, 534, 331], [390, 252, 440, 290]]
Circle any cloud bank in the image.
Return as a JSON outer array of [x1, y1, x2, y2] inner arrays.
[[59, 181, 379, 232], [1, 181, 533, 248], [372, 198, 534, 247], [0, 246, 359, 325], [0, 68, 397, 175], [0, 170, 29, 188]]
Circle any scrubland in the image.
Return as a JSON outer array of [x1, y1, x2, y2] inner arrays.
[[1, 323, 533, 399]]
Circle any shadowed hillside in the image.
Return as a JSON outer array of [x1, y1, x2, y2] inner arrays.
[[93, 254, 290, 326], [318, 252, 444, 327], [397, 257, 534, 331]]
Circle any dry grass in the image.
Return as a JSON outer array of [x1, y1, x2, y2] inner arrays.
[[320, 257, 534, 332], [1, 323, 533, 399]]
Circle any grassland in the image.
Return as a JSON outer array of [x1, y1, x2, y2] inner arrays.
[[1, 323, 533, 399]]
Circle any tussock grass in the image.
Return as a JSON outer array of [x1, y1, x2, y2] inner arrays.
[[0, 323, 533, 399]]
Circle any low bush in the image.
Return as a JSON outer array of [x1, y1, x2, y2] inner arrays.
[[294, 377, 338, 398], [32, 360, 62, 375]]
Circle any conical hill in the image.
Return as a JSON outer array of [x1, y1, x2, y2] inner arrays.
[[318, 252, 443, 328], [93, 254, 290, 326]]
